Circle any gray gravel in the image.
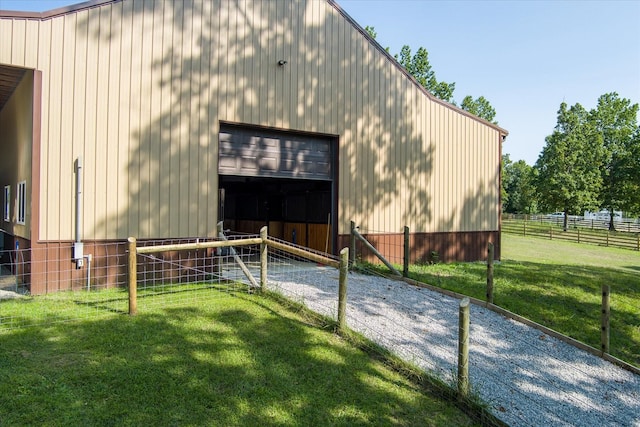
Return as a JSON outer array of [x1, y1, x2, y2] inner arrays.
[[266, 264, 640, 427]]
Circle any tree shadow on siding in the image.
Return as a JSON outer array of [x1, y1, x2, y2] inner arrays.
[[79, 0, 438, 243]]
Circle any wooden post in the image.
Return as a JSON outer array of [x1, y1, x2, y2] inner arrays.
[[457, 297, 470, 399], [127, 237, 137, 316], [349, 221, 356, 270], [637, 233, 639, 251], [260, 226, 268, 292], [577, 228, 580, 244], [523, 221, 526, 237], [403, 226, 409, 277], [338, 247, 349, 332], [601, 284, 610, 354], [486, 242, 494, 305]]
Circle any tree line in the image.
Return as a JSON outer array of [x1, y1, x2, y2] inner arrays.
[[504, 93, 640, 231]]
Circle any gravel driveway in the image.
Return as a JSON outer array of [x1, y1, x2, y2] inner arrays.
[[265, 264, 640, 427]]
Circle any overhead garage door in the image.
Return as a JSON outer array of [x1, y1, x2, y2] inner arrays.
[[218, 125, 333, 180]]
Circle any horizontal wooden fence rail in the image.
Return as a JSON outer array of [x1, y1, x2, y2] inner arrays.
[[502, 219, 640, 251], [127, 228, 343, 315], [136, 238, 264, 254]]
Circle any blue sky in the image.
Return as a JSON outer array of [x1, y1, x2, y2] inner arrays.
[[2, 0, 639, 165]]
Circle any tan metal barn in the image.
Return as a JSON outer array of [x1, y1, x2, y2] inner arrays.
[[0, 0, 507, 294]]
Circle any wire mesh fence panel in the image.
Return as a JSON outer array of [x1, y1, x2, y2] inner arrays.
[[351, 226, 407, 268], [0, 242, 128, 330], [133, 236, 261, 313]]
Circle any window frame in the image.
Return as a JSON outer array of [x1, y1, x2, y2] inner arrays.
[[3, 185, 9, 222], [17, 181, 26, 225]]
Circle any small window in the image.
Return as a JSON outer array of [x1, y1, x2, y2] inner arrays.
[[17, 181, 26, 225], [3, 185, 9, 221]]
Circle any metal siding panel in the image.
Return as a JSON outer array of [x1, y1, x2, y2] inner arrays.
[[315, 0, 325, 132], [205, 1, 220, 237], [118, 1, 133, 238], [93, 6, 111, 240], [187, 0, 200, 236], [11, 19, 25, 65], [158, 0, 172, 238], [24, 20, 39, 68], [176, 0, 191, 237], [107, 2, 122, 238], [36, 20, 51, 239], [83, 8, 100, 239], [147, 0, 162, 238], [0, 19, 12, 64], [60, 14, 76, 241], [47, 17, 64, 240], [170, 0, 185, 238], [196, 0, 211, 237], [73, 10, 88, 239], [218, 0, 229, 121]]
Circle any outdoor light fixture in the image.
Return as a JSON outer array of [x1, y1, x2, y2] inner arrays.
[[278, 60, 287, 66]]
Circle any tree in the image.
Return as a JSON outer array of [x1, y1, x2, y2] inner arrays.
[[534, 102, 603, 231], [590, 92, 640, 230], [461, 95, 497, 124], [626, 128, 640, 216], [395, 45, 455, 103], [502, 155, 538, 214], [364, 26, 377, 40]]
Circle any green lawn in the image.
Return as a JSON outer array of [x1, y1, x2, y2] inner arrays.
[[0, 290, 481, 426], [407, 233, 640, 367]]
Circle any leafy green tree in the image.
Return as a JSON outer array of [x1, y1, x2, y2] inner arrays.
[[364, 25, 377, 40], [503, 156, 538, 214], [501, 154, 512, 211], [395, 45, 455, 103], [590, 92, 640, 230], [626, 128, 640, 216], [535, 102, 603, 230], [461, 95, 497, 124]]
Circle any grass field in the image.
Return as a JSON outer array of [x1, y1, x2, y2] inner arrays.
[[0, 290, 481, 426], [407, 234, 640, 367]]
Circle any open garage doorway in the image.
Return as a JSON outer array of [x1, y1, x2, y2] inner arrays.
[[218, 124, 337, 254], [219, 176, 334, 253]]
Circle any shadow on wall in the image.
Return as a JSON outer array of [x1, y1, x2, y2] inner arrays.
[[79, 1, 440, 242], [78, 0, 437, 242]]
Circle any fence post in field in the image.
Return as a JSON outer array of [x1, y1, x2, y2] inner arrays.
[[549, 227, 553, 240], [606, 231, 609, 247], [486, 242, 494, 305], [523, 221, 527, 237], [403, 226, 410, 277], [349, 221, 356, 270], [457, 297, 470, 399], [338, 247, 349, 332], [260, 226, 268, 292], [601, 284, 610, 354], [637, 233, 639, 251], [577, 228, 580, 244], [127, 237, 137, 316]]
